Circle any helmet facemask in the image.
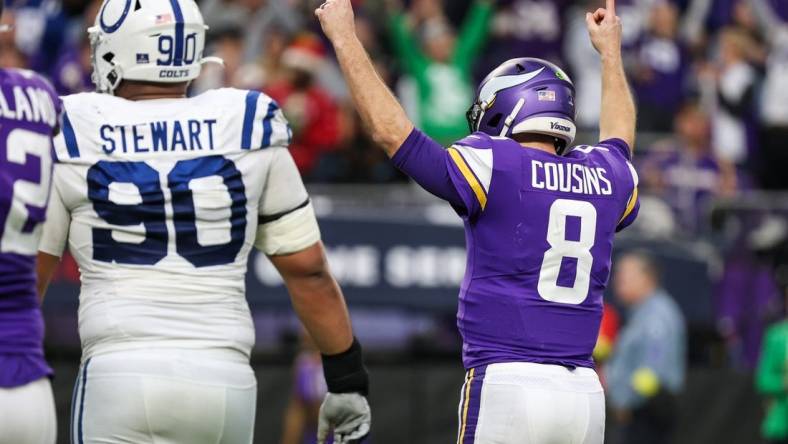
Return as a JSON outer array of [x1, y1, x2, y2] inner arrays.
[[466, 102, 483, 133], [89, 27, 123, 94]]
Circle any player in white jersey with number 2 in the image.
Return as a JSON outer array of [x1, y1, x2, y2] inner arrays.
[[36, 1, 371, 443]]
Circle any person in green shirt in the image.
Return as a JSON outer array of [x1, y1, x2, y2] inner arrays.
[[388, 0, 494, 145], [757, 295, 788, 444]]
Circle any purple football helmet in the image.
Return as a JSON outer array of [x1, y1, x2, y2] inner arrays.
[[467, 58, 576, 154]]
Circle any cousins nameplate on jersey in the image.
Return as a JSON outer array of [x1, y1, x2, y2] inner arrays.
[[531, 159, 614, 196]]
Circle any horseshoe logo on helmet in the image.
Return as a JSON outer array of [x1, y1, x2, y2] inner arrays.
[[100, 0, 133, 34]]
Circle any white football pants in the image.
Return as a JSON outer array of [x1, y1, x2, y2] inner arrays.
[[0, 377, 57, 444], [70, 349, 257, 444], [457, 362, 605, 444]]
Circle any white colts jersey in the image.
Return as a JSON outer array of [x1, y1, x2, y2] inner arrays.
[[39, 88, 321, 360]]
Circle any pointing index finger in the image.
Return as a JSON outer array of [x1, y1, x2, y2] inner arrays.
[[606, 0, 616, 17]]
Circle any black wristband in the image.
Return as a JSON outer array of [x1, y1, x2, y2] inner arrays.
[[322, 337, 369, 396]]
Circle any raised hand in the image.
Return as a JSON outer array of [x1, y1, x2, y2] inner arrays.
[[585, 0, 622, 58], [315, 0, 357, 46]]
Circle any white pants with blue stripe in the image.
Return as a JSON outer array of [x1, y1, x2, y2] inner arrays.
[[457, 362, 605, 444], [0, 377, 56, 444], [71, 349, 257, 444]]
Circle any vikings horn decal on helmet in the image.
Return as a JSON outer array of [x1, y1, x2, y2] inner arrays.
[[467, 58, 577, 154], [89, 0, 223, 94]]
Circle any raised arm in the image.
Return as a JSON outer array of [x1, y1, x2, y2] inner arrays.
[[749, 0, 783, 44], [453, 0, 494, 70], [316, 0, 413, 157], [388, 5, 430, 78], [586, 0, 636, 150]]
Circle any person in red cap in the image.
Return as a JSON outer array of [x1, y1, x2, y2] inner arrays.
[[267, 34, 342, 177]]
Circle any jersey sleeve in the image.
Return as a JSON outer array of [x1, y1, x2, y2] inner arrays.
[[38, 166, 70, 257], [597, 138, 633, 162], [391, 129, 493, 219], [254, 148, 321, 256], [594, 138, 639, 232], [616, 152, 640, 232], [52, 96, 86, 162], [240, 90, 292, 150]]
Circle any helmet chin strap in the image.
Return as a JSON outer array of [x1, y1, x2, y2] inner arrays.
[[500, 98, 526, 137], [201, 56, 224, 67], [108, 64, 124, 95], [554, 137, 568, 155]]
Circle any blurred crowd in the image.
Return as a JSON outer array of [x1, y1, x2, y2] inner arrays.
[[2, 0, 787, 190]]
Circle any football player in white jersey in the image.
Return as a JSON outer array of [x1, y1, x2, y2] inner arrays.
[[35, 1, 371, 443]]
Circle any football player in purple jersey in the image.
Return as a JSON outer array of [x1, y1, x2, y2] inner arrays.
[[0, 2, 64, 443], [318, 0, 638, 442]]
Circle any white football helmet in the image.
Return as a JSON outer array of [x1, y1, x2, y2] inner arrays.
[[89, 0, 222, 94]]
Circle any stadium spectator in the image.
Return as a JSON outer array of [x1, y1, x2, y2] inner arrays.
[[716, 218, 785, 369], [0, 12, 27, 69], [387, 0, 493, 145], [752, 0, 788, 189], [564, 0, 602, 129], [683, 0, 771, 50], [594, 303, 621, 365], [49, 0, 98, 95], [267, 34, 342, 177], [12, 0, 65, 74], [756, 294, 788, 444], [50, 34, 91, 95], [485, 0, 570, 69], [313, 105, 407, 183], [615, 0, 655, 51], [200, 0, 303, 64], [257, 25, 292, 89], [640, 100, 737, 233], [606, 252, 687, 444], [564, 0, 649, 129], [281, 335, 331, 444], [702, 27, 759, 169], [631, 1, 690, 132], [193, 26, 266, 93]]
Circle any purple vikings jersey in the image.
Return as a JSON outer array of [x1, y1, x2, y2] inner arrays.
[[394, 129, 639, 369], [0, 69, 62, 387]]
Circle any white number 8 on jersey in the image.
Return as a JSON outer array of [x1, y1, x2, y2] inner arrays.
[[537, 199, 597, 305]]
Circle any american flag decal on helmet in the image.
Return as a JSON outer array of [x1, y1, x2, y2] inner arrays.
[[155, 13, 173, 24], [538, 90, 556, 102]]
